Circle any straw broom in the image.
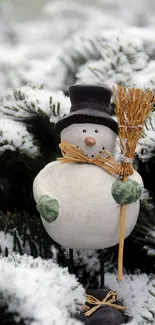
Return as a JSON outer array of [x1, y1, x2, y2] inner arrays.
[[113, 86, 154, 281]]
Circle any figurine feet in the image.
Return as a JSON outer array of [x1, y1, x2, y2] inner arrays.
[[111, 179, 142, 205], [36, 195, 59, 222], [76, 288, 126, 325]]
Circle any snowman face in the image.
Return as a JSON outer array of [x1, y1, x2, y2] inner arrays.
[[61, 123, 117, 157]]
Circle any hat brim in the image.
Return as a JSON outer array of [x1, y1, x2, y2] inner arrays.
[[55, 108, 118, 134]]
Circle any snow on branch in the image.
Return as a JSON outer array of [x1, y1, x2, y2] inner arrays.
[[136, 111, 155, 161], [0, 117, 39, 156], [106, 272, 155, 324], [0, 231, 13, 256], [0, 86, 70, 124], [1, 0, 155, 94], [77, 34, 149, 89], [0, 254, 84, 325], [48, 36, 101, 92]]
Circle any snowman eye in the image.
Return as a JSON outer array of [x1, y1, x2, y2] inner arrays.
[[83, 129, 86, 133], [95, 130, 98, 133]]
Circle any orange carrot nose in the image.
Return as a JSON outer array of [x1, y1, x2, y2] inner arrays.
[[85, 136, 96, 147]]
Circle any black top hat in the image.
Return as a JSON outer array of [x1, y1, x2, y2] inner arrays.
[[55, 84, 118, 134]]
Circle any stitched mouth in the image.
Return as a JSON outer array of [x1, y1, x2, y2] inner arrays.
[[77, 145, 105, 157], [99, 147, 105, 153]]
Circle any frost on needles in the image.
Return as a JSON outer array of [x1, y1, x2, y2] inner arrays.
[[0, 254, 85, 325], [0, 85, 70, 159]]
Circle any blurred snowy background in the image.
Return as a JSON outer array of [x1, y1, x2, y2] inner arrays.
[[1, 0, 155, 94]]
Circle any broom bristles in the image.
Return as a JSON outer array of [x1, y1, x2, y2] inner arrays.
[[113, 86, 154, 176], [113, 85, 154, 281]]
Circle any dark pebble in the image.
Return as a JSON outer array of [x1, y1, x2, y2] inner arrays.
[[75, 288, 126, 325]]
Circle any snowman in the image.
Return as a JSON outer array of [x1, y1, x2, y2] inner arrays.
[[33, 85, 143, 250]]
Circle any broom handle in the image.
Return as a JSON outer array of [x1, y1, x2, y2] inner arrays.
[[117, 175, 128, 281]]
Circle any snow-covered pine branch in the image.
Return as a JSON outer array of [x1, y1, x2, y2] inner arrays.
[[0, 231, 13, 256], [47, 29, 155, 93], [63, 247, 116, 286], [0, 253, 84, 325], [0, 252, 155, 325], [48, 36, 102, 92], [0, 117, 39, 157], [0, 86, 70, 159], [0, 210, 60, 259], [0, 86, 70, 213], [106, 272, 155, 324], [2, 0, 155, 94], [0, 211, 116, 287], [136, 111, 155, 161], [77, 34, 149, 89], [0, 85, 70, 123]]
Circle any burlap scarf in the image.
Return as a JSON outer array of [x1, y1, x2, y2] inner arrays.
[[58, 141, 119, 175]]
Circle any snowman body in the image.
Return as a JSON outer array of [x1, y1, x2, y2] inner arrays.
[[33, 123, 143, 249]]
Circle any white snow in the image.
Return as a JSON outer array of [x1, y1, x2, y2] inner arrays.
[[0, 117, 39, 156], [106, 272, 155, 325], [77, 34, 149, 89], [0, 86, 70, 155], [1, 1, 155, 94], [0, 253, 154, 325], [63, 248, 100, 277], [0, 254, 84, 325], [0, 86, 70, 122], [0, 231, 13, 254], [137, 112, 155, 161]]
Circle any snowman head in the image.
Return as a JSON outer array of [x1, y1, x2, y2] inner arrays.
[[55, 85, 118, 157], [61, 123, 117, 158]]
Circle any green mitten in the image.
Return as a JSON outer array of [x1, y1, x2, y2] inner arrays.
[[111, 179, 142, 205], [36, 195, 59, 222]]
